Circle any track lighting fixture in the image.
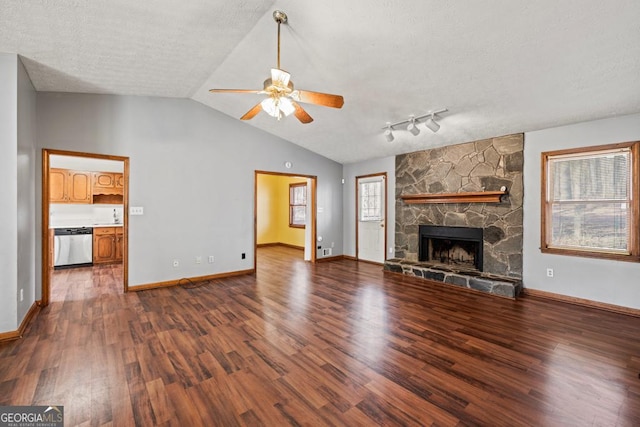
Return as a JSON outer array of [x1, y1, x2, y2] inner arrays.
[[384, 122, 394, 142], [424, 113, 440, 133], [407, 115, 420, 136], [381, 108, 447, 141]]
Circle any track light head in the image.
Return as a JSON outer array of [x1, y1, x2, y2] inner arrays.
[[384, 122, 394, 142], [407, 115, 420, 136], [425, 114, 440, 133]]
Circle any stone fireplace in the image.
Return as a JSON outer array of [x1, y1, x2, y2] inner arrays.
[[384, 134, 524, 298], [419, 225, 483, 271]]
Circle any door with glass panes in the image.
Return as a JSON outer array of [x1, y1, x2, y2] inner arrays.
[[357, 174, 386, 263]]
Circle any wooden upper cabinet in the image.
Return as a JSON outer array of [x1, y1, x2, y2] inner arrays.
[[49, 168, 68, 203], [92, 172, 123, 194], [49, 168, 91, 204], [92, 172, 124, 204], [68, 171, 92, 203], [50, 168, 123, 204]]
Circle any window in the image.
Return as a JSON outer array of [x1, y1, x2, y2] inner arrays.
[[289, 182, 307, 228], [541, 141, 639, 262], [360, 180, 382, 221]]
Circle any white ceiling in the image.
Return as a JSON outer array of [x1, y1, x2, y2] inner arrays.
[[2, 0, 639, 164]]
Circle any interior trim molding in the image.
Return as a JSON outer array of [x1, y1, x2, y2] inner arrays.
[[257, 242, 304, 251], [316, 255, 345, 263], [129, 269, 255, 292], [343, 255, 358, 261], [0, 302, 40, 343], [522, 288, 640, 318]]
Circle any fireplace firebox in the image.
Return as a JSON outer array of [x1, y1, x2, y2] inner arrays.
[[419, 225, 483, 271]]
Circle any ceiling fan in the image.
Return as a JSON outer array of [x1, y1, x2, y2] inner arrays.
[[209, 10, 344, 124]]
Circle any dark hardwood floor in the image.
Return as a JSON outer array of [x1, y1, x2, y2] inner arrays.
[[1, 246, 639, 426]]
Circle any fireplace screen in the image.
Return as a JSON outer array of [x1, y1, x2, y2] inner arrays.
[[419, 225, 483, 271]]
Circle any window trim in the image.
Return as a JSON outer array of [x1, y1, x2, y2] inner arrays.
[[540, 141, 640, 262], [289, 182, 307, 229]]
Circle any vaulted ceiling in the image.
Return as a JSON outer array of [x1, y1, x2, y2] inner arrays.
[[2, 1, 639, 163]]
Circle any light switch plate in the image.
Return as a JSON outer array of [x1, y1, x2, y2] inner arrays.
[[130, 207, 144, 215]]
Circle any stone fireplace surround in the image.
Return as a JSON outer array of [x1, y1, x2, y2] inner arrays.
[[384, 134, 524, 298]]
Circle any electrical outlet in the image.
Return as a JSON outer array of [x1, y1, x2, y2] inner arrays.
[[389, 247, 394, 253], [173, 259, 179, 268], [208, 256, 215, 263], [241, 253, 246, 259], [195, 256, 202, 264], [546, 268, 554, 278], [20, 289, 23, 302]]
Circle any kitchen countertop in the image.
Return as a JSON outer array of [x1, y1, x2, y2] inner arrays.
[[50, 223, 123, 229]]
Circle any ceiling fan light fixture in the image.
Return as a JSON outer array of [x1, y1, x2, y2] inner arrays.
[[407, 115, 420, 136], [425, 114, 440, 133], [261, 96, 295, 120]]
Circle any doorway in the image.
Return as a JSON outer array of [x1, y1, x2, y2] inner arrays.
[[254, 171, 317, 271], [356, 173, 387, 264], [42, 149, 129, 306]]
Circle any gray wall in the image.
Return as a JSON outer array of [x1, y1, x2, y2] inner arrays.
[[36, 93, 343, 289], [17, 56, 37, 323], [342, 156, 396, 259], [0, 54, 18, 331], [523, 113, 640, 309]]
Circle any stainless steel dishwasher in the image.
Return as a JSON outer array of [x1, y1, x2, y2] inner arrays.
[[54, 227, 93, 269]]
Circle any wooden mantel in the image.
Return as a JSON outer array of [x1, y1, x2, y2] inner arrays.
[[401, 190, 507, 204]]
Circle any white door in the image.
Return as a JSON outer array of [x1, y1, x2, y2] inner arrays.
[[357, 175, 386, 263]]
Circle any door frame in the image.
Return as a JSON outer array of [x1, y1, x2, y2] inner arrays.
[[41, 148, 130, 306], [355, 172, 388, 263], [254, 170, 317, 270]]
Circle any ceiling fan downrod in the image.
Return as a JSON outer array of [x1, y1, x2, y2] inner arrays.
[[273, 10, 287, 70]]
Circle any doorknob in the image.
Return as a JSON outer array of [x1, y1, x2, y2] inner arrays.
[[380, 223, 385, 228]]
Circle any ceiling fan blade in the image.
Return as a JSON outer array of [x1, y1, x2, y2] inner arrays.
[[209, 89, 263, 94], [295, 90, 344, 109], [240, 102, 263, 120], [291, 101, 314, 124]]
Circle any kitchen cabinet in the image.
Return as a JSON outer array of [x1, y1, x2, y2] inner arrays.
[[115, 228, 124, 262], [92, 172, 123, 194], [49, 168, 92, 204], [49, 169, 68, 203], [115, 173, 124, 189], [68, 171, 92, 203], [93, 227, 123, 264], [92, 172, 124, 204]]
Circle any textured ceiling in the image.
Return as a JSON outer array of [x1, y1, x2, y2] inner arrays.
[[2, 0, 639, 164]]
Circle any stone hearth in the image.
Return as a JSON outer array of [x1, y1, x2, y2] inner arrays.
[[384, 259, 522, 299]]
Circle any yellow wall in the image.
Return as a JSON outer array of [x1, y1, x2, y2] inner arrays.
[[256, 174, 306, 247]]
